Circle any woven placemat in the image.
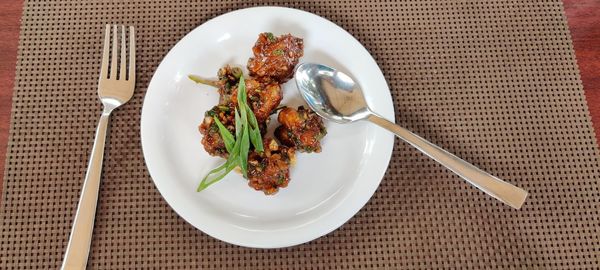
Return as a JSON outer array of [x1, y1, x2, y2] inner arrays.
[[2, 0, 599, 269]]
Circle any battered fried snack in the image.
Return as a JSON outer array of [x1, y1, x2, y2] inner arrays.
[[247, 32, 304, 83], [275, 106, 327, 153], [247, 138, 296, 195]]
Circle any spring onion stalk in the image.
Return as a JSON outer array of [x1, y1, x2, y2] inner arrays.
[[188, 74, 219, 88], [197, 76, 264, 192]]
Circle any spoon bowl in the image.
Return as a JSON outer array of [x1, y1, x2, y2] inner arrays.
[[295, 63, 370, 123]]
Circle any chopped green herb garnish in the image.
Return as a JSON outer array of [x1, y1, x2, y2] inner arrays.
[[206, 110, 217, 117], [265, 32, 276, 42], [277, 174, 286, 185], [273, 49, 284, 56]]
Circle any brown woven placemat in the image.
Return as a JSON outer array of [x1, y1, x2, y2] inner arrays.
[[2, 0, 599, 269]]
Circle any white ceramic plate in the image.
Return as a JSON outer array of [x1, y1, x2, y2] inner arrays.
[[141, 7, 395, 248]]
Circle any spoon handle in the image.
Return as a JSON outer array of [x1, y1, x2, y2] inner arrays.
[[367, 114, 528, 209]]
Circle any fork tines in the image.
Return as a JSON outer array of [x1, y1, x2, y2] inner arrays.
[[100, 25, 135, 81]]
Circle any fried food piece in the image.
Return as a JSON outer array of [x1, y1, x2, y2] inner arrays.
[[198, 105, 236, 158], [275, 106, 327, 153], [247, 32, 304, 83], [247, 138, 296, 195], [231, 78, 282, 123]]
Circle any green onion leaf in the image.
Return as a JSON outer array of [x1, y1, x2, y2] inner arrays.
[[238, 76, 264, 153], [234, 108, 242, 139], [245, 104, 263, 151], [198, 160, 238, 191], [238, 76, 247, 105], [197, 156, 234, 191], [213, 117, 234, 153], [239, 122, 250, 178], [239, 101, 248, 128], [247, 105, 259, 129], [249, 128, 264, 152]]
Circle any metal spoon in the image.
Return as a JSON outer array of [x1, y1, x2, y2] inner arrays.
[[294, 63, 528, 209]]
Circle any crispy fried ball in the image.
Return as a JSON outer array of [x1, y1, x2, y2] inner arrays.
[[247, 32, 304, 83], [275, 106, 327, 153], [247, 138, 296, 195]]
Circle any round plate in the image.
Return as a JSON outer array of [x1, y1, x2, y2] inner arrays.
[[141, 7, 395, 248]]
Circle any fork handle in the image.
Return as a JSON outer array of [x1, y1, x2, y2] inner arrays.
[[62, 111, 111, 270], [367, 113, 528, 209]]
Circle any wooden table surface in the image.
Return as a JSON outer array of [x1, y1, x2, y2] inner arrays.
[[0, 1, 598, 196]]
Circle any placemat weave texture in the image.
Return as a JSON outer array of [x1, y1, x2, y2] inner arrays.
[[2, 0, 599, 269]]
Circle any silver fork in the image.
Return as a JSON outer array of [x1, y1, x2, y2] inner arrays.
[[61, 25, 135, 270]]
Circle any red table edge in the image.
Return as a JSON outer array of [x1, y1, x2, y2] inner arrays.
[[0, 1, 599, 197], [0, 1, 23, 197]]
